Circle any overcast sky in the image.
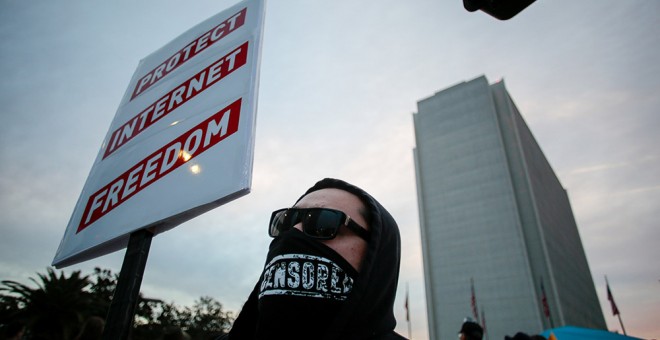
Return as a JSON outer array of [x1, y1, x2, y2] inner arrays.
[[1, 0, 658, 339]]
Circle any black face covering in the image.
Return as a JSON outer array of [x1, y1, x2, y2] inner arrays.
[[254, 230, 359, 339]]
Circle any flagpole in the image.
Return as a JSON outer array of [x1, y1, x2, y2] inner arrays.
[[481, 308, 489, 340], [617, 313, 626, 336], [471, 277, 481, 324], [540, 277, 554, 329], [406, 283, 412, 339], [605, 276, 626, 335]]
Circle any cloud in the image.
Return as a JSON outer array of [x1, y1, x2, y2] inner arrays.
[[569, 162, 630, 175], [1, 1, 659, 338]]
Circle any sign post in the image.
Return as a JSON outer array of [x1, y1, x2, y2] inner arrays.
[[102, 229, 153, 340], [53, 0, 266, 337]]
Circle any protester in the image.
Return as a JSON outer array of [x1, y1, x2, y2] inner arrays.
[[220, 178, 405, 339], [505, 332, 533, 340], [459, 319, 484, 340]]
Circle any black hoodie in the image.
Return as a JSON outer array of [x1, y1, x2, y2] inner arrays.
[[223, 178, 406, 340]]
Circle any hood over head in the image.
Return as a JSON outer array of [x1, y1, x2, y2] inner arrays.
[[226, 178, 404, 340], [298, 178, 402, 340]]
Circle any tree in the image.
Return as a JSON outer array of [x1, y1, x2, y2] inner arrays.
[[86, 267, 118, 319], [133, 296, 234, 339], [0, 293, 22, 335], [132, 297, 171, 339], [186, 296, 233, 338], [1, 267, 235, 339], [0, 268, 93, 340]]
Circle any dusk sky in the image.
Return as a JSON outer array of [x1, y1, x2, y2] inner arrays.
[[1, 0, 658, 339]]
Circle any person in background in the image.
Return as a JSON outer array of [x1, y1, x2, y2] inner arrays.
[[505, 332, 538, 340], [459, 319, 484, 340]]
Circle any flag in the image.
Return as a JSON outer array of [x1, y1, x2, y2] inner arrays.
[[607, 281, 620, 316], [540, 281, 550, 318], [470, 278, 480, 323]]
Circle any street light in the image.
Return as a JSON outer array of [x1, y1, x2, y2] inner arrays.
[[463, 0, 536, 20]]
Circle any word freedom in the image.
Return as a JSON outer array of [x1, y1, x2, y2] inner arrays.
[[104, 42, 248, 159], [131, 8, 246, 100], [78, 99, 242, 233]]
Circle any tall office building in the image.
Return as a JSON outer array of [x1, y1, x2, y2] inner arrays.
[[413, 76, 606, 340]]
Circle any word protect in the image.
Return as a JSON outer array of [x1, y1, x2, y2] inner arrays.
[[130, 8, 246, 100]]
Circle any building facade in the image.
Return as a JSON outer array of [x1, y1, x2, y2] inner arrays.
[[413, 76, 606, 340]]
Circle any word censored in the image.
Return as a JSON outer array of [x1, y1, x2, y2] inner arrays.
[[259, 254, 354, 301], [104, 42, 248, 159], [131, 8, 246, 100], [78, 99, 243, 233]]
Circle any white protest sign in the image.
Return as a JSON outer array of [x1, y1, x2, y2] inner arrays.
[[53, 0, 266, 268]]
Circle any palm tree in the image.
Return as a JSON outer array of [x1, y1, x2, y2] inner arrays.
[[1, 268, 93, 340]]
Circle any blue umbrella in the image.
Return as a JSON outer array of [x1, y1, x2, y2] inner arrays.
[[541, 326, 643, 340]]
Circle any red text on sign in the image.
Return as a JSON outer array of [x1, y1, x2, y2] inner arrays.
[[104, 42, 248, 159], [131, 8, 247, 100], [78, 98, 242, 233]]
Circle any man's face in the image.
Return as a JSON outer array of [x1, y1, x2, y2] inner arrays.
[[293, 188, 370, 272]]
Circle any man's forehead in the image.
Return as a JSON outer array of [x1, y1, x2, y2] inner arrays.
[[296, 188, 363, 207]]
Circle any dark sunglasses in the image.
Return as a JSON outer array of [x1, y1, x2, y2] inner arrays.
[[269, 207, 370, 241]]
